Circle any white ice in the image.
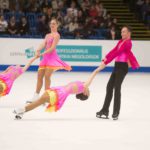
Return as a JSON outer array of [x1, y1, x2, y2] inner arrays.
[[0, 71, 150, 150]]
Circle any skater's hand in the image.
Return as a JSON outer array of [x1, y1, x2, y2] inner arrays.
[[39, 53, 44, 57], [35, 50, 40, 57], [35, 53, 40, 58], [94, 62, 105, 73], [35, 55, 40, 59], [98, 61, 106, 71], [83, 86, 90, 96]]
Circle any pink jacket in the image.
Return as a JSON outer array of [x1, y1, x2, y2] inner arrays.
[[103, 39, 140, 69]]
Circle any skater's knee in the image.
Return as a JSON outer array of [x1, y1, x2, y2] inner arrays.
[[45, 69, 53, 79], [41, 92, 50, 102], [114, 84, 121, 91], [37, 70, 45, 80], [45, 73, 52, 79], [38, 74, 44, 81]]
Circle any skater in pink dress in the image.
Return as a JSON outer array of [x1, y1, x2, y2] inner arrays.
[[0, 56, 39, 97], [29, 18, 72, 102], [14, 65, 105, 119]]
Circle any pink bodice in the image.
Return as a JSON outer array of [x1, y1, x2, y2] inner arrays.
[[0, 66, 23, 82], [44, 34, 57, 58]]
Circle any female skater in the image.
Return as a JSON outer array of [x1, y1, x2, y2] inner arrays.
[[0, 56, 39, 97], [29, 18, 72, 102], [96, 25, 140, 120], [14, 64, 105, 119]]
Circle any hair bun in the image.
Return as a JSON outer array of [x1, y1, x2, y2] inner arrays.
[[76, 93, 88, 101]]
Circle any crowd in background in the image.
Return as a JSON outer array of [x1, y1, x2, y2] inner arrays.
[[0, 0, 149, 39], [0, 0, 121, 39]]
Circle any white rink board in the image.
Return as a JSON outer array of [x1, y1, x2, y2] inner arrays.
[[0, 38, 149, 67]]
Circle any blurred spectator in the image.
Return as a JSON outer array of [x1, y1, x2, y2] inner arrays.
[[37, 14, 48, 36], [95, 0, 101, 5], [45, 7, 53, 23], [0, 14, 8, 34], [74, 22, 84, 39], [23, 0, 35, 13], [0, 0, 10, 13], [88, 4, 98, 17], [77, 10, 86, 24], [18, 16, 29, 35], [90, 16, 99, 29], [104, 13, 113, 28], [64, 9, 74, 29], [107, 26, 120, 40], [42, 6, 48, 15], [0, 0, 9, 13], [68, 18, 79, 33], [67, 1, 78, 17], [51, 0, 58, 12], [75, 31, 82, 39], [7, 16, 18, 35], [41, 0, 51, 8], [96, 11, 104, 28], [112, 18, 120, 30], [135, 0, 144, 19], [32, 0, 42, 13], [83, 0, 91, 9], [97, 3, 107, 17], [141, 0, 150, 22], [83, 17, 94, 38], [58, 1, 66, 15]]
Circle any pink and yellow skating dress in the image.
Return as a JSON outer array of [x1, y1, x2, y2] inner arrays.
[[0, 66, 23, 96], [45, 81, 85, 112], [39, 34, 72, 71]]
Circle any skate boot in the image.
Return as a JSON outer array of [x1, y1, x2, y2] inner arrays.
[[13, 108, 25, 120], [26, 93, 39, 104], [96, 110, 109, 119], [112, 113, 119, 120]]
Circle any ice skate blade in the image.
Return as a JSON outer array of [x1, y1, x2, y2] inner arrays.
[[113, 117, 118, 121], [26, 101, 33, 104], [96, 114, 109, 119], [15, 115, 22, 120]]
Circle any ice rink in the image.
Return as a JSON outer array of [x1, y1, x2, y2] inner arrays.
[[0, 71, 150, 150]]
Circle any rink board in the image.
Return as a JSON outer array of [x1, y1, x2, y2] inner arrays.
[[0, 38, 150, 72]]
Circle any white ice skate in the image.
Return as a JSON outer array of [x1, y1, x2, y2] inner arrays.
[[13, 108, 25, 120], [26, 93, 39, 104]]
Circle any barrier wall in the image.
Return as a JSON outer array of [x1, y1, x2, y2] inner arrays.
[[0, 38, 150, 72]]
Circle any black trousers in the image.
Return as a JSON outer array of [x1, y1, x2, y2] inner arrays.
[[102, 62, 128, 115]]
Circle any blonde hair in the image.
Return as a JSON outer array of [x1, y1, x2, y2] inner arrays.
[[0, 83, 4, 94]]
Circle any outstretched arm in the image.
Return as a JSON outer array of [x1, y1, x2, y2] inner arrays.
[[22, 56, 39, 72], [35, 36, 47, 56], [36, 42, 46, 53], [84, 62, 106, 88], [1, 67, 11, 74]]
